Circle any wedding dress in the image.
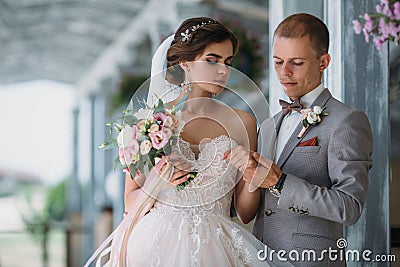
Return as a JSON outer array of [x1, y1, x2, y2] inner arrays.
[[125, 135, 274, 267]]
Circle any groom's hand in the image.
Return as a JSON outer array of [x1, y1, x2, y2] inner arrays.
[[241, 152, 281, 189]]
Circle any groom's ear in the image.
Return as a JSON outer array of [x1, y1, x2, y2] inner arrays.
[[319, 54, 331, 71]]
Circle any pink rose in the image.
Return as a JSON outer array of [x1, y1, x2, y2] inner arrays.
[[153, 112, 167, 125], [118, 139, 139, 165], [149, 129, 172, 149]]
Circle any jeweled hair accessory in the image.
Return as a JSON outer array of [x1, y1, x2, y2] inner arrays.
[[180, 20, 214, 43]]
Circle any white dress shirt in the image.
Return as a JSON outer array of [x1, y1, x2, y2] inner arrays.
[[275, 84, 325, 161]]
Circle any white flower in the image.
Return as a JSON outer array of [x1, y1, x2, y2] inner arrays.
[[307, 112, 319, 124], [134, 108, 153, 120], [117, 125, 138, 148], [313, 106, 323, 114], [140, 140, 152, 155], [181, 29, 191, 42]]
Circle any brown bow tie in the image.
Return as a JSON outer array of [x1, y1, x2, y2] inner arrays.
[[279, 99, 304, 115]]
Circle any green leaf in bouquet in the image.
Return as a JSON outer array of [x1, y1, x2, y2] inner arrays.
[[171, 105, 177, 114], [137, 134, 148, 142], [105, 122, 114, 134], [99, 138, 118, 150], [113, 157, 123, 171], [176, 172, 197, 191], [124, 115, 138, 125], [136, 158, 145, 174], [143, 163, 150, 178], [98, 142, 109, 149], [163, 144, 172, 155], [129, 166, 137, 179], [122, 109, 134, 115], [147, 148, 157, 158], [144, 120, 152, 131], [153, 99, 165, 113]]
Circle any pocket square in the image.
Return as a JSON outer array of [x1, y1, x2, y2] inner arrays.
[[298, 136, 318, 147]]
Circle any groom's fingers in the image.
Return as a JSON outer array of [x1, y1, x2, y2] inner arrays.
[[227, 146, 257, 170], [228, 154, 254, 172], [253, 152, 274, 168]]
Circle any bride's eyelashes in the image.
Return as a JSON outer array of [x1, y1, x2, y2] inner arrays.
[[205, 58, 233, 67], [206, 59, 218, 65]]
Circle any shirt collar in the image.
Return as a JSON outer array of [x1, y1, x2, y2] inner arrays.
[[298, 83, 325, 109]]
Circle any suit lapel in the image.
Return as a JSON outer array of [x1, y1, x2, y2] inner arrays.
[[258, 112, 284, 162], [277, 89, 332, 168], [274, 112, 285, 136], [272, 112, 284, 162]]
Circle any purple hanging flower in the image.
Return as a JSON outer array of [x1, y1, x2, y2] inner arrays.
[[353, 0, 400, 50]]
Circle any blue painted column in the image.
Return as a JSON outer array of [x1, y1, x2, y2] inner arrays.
[[327, 1, 390, 266]]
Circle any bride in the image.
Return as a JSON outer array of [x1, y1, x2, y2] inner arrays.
[[87, 17, 291, 267]]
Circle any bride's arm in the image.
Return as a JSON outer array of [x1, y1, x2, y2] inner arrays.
[[124, 158, 192, 214], [232, 110, 261, 224]]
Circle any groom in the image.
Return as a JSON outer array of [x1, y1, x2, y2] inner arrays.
[[228, 13, 373, 266]]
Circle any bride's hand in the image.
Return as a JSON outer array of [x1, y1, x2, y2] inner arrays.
[[166, 153, 193, 186], [222, 145, 257, 172]]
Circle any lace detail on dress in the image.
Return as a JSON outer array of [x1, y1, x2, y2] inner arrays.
[[154, 135, 239, 212], [127, 135, 268, 267]]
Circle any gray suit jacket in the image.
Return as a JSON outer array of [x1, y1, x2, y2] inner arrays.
[[253, 89, 373, 266]]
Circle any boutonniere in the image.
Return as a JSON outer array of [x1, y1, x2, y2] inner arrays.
[[297, 106, 328, 138]]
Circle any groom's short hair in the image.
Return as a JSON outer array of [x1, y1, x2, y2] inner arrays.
[[274, 13, 329, 58]]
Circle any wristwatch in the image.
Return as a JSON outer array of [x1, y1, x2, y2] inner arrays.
[[269, 173, 287, 197]]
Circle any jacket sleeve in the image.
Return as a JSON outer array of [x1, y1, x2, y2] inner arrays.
[[277, 110, 373, 225]]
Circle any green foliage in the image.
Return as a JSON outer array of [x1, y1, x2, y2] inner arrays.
[[44, 179, 66, 221], [23, 179, 67, 241]]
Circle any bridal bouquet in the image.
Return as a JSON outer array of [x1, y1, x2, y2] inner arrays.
[[100, 99, 196, 190]]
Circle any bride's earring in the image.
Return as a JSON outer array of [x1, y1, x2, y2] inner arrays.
[[180, 71, 192, 93]]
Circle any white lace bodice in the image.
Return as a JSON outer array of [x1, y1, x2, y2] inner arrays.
[[125, 135, 273, 266], [152, 135, 239, 216]]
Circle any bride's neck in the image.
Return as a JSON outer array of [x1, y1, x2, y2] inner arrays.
[[177, 87, 214, 114]]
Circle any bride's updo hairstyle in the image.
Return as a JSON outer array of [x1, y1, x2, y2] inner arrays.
[[165, 17, 238, 86]]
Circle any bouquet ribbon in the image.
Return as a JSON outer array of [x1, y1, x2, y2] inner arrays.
[[84, 157, 174, 267]]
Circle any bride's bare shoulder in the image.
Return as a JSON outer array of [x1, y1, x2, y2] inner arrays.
[[232, 108, 256, 126]]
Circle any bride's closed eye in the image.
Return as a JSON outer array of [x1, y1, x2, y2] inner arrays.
[[206, 59, 218, 65]]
